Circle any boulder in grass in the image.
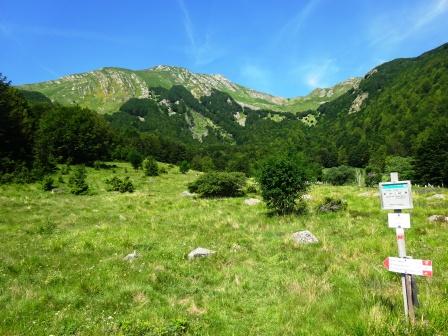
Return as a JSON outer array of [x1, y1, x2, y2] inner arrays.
[[428, 194, 446, 200], [181, 191, 196, 197], [123, 250, 139, 261], [188, 247, 215, 260], [292, 230, 319, 244], [428, 215, 448, 223], [244, 198, 261, 206]]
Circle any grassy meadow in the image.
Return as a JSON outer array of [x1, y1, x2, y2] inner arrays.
[[0, 163, 447, 335]]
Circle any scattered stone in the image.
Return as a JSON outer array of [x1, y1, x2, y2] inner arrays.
[[428, 194, 446, 200], [123, 250, 139, 261], [428, 215, 448, 223], [317, 197, 347, 213], [301, 194, 312, 200], [230, 243, 242, 252], [244, 198, 261, 206], [292, 230, 319, 244], [181, 191, 196, 197], [188, 247, 215, 260]]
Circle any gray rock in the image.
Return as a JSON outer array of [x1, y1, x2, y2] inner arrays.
[[428, 215, 448, 223], [244, 198, 261, 206], [428, 194, 446, 200], [181, 191, 196, 197], [51, 188, 65, 194], [123, 250, 139, 261], [301, 194, 312, 200], [292, 230, 319, 244], [188, 247, 215, 260]]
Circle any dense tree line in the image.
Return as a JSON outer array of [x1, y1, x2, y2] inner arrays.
[[2, 44, 448, 186]]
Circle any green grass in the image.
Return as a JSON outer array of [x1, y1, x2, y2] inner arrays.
[[1, 163, 447, 335]]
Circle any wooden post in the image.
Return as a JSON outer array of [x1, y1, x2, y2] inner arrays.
[[391, 172, 415, 324]]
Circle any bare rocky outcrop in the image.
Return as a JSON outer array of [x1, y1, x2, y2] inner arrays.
[[349, 92, 369, 114]]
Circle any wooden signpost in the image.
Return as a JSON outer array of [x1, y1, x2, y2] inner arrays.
[[379, 172, 433, 323]]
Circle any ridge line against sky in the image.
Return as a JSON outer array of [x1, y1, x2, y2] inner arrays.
[[0, 0, 447, 97]]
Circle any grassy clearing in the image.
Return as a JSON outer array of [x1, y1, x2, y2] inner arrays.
[[0, 163, 447, 335]]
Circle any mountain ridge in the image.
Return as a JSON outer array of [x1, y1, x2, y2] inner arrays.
[[18, 65, 359, 114]]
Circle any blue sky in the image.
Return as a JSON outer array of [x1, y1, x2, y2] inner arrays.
[[1, 0, 447, 97]]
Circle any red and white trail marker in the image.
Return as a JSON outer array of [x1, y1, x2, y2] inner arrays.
[[383, 257, 433, 277]]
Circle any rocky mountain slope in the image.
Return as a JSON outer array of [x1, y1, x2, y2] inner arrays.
[[19, 66, 358, 114]]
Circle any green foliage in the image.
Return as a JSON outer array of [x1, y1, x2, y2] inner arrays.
[[60, 164, 71, 175], [191, 155, 215, 172], [142, 156, 159, 176], [41, 175, 55, 191], [365, 165, 382, 187], [35, 105, 112, 165], [104, 176, 134, 193], [68, 166, 89, 195], [179, 160, 190, 174], [316, 197, 347, 213], [128, 150, 143, 170], [244, 179, 259, 194], [415, 122, 448, 186], [384, 156, 415, 180], [188, 172, 246, 197], [258, 157, 308, 215], [322, 166, 356, 185]]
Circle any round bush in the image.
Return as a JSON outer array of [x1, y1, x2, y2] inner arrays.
[[258, 157, 308, 215], [142, 156, 159, 176], [188, 172, 246, 197]]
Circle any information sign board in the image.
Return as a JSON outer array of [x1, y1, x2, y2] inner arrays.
[[379, 181, 413, 210]]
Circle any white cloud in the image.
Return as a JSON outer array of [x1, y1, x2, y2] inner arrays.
[[294, 58, 340, 89], [369, 0, 448, 47], [274, 0, 321, 44], [177, 0, 224, 66]]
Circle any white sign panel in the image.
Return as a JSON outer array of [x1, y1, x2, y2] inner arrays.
[[388, 213, 411, 228], [379, 181, 413, 210], [383, 257, 433, 277]]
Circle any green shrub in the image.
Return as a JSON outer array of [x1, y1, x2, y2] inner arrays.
[[159, 166, 168, 174], [142, 156, 159, 176], [179, 160, 190, 174], [68, 166, 89, 195], [322, 165, 356, 185], [365, 165, 382, 187], [257, 157, 308, 215], [60, 164, 71, 175], [316, 197, 347, 213], [244, 179, 259, 194], [105, 176, 134, 193], [188, 172, 246, 197], [384, 156, 415, 180], [41, 175, 55, 191], [128, 150, 143, 170]]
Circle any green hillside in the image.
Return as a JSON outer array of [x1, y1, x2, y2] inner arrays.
[[310, 42, 448, 170]]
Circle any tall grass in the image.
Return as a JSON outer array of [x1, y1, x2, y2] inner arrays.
[[0, 163, 447, 335]]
